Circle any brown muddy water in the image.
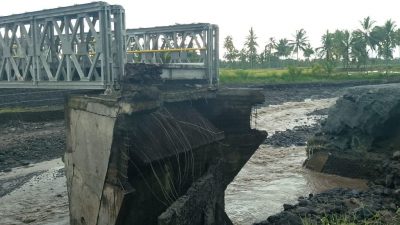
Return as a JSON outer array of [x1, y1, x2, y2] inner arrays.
[[225, 98, 368, 225], [0, 98, 367, 225]]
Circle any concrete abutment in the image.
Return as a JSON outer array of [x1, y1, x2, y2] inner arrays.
[[64, 86, 266, 225]]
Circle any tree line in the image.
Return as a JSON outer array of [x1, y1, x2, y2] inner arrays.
[[222, 17, 400, 73]]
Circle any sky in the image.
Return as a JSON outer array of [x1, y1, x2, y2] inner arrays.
[[1, 0, 399, 56]]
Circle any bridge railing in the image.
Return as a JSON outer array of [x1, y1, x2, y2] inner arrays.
[[126, 23, 219, 86], [0, 2, 125, 89]]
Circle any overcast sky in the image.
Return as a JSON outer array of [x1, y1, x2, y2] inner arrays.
[[1, 0, 399, 55]]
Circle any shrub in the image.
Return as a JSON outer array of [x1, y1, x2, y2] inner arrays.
[[311, 64, 325, 75], [323, 61, 335, 75], [288, 66, 303, 76]]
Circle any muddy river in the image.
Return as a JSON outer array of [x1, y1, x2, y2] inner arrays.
[[0, 97, 367, 225], [225, 98, 367, 225]]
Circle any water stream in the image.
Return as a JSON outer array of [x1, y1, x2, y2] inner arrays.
[[225, 98, 368, 225]]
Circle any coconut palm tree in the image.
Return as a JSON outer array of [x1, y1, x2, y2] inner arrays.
[[316, 30, 336, 75], [275, 38, 292, 60], [359, 16, 376, 49], [357, 17, 376, 72], [268, 37, 276, 49], [332, 30, 352, 72], [290, 29, 309, 62], [351, 30, 368, 70], [317, 30, 334, 61], [245, 27, 258, 68], [264, 37, 276, 67], [341, 30, 352, 72], [396, 29, 400, 58], [373, 20, 397, 73], [303, 44, 314, 61]]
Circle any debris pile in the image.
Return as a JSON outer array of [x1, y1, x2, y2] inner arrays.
[[124, 63, 162, 84], [264, 125, 319, 147]]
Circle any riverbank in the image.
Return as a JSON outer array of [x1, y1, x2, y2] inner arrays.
[[225, 95, 369, 224], [253, 140, 400, 225], [253, 84, 400, 225], [0, 81, 399, 225]]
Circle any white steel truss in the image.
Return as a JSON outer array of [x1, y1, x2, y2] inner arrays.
[[0, 2, 219, 89], [0, 2, 125, 89]]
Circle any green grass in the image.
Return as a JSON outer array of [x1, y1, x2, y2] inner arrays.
[[219, 67, 400, 85]]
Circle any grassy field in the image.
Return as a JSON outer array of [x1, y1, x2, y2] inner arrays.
[[219, 67, 400, 85]]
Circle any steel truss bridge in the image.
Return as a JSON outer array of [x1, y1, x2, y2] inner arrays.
[[0, 2, 219, 89]]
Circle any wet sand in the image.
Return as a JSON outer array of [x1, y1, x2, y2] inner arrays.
[[0, 159, 69, 225]]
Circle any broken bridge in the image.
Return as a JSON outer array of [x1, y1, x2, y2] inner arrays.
[[0, 2, 266, 225]]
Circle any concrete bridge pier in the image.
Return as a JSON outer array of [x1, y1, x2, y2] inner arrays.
[[64, 86, 267, 225]]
